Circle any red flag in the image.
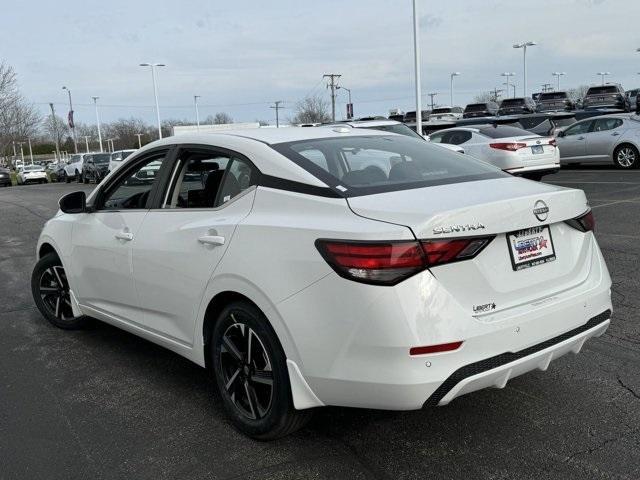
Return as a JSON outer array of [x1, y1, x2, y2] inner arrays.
[[68, 110, 75, 129]]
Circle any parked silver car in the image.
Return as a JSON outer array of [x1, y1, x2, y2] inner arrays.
[[555, 114, 640, 169]]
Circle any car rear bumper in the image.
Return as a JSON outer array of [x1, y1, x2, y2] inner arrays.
[[279, 232, 612, 411], [505, 163, 560, 175]]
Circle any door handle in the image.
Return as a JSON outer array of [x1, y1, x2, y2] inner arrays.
[[577, 136, 585, 140], [612, 132, 620, 136], [198, 235, 225, 246], [115, 231, 134, 241]]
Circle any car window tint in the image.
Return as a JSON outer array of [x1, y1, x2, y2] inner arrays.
[[165, 154, 230, 209], [593, 118, 623, 132], [215, 158, 258, 207], [296, 148, 328, 170], [564, 121, 592, 136], [100, 153, 166, 210]]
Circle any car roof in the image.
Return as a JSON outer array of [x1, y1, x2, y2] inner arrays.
[[151, 126, 392, 147], [328, 119, 403, 128]]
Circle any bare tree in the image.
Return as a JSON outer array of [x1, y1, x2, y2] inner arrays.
[[566, 85, 590, 104], [291, 95, 330, 124], [41, 114, 68, 150], [474, 91, 501, 104], [203, 113, 234, 125], [106, 117, 153, 150], [0, 61, 41, 157]]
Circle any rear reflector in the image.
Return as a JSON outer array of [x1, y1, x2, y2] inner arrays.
[[489, 142, 526, 151], [316, 236, 494, 285], [410, 341, 463, 356], [565, 209, 595, 232]]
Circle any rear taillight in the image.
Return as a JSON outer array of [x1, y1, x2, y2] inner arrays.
[[548, 139, 557, 147], [410, 341, 463, 356], [316, 236, 494, 285], [489, 142, 526, 151], [565, 210, 595, 232]]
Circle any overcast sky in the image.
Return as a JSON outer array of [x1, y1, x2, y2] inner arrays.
[[3, 0, 639, 126]]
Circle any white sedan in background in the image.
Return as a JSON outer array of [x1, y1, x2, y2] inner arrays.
[[428, 124, 560, 180], [108, 149, 137, 173], [32, 127, 611, 440], [17, 165, 48, 184]]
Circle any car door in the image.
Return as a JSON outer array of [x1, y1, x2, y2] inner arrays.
[[585, 118, 626, 161], [131, 146, 259, 345], [70, 148, 172, 324], [557, 120, 593, 161]]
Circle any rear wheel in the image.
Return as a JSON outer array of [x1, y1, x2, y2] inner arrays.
[[65, 173, 71, 183], [31, 253, 88, 329], [211, 301, 312, 440], [613, 144, 639, 169]]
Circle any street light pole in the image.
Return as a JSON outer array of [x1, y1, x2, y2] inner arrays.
[[412, 0, 423, 136], [92, 96, 104, 152], [135, 133, 143, 149], [449, 72, 461, 107], [552, 72, 566, 91], [501, 72, 516, 98], [62, 86, 78, 153], [28, 138, 33, 163], [140, 63, 166, 139], [83, 136, 90, 153], [336, 86, 352, 119], [596, 72, 611, 85], [194, 95, 201, 132], [513, 41, 537, 97]]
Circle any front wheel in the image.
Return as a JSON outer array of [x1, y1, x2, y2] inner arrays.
[[31, 253, 88, 329], [613, 145, 639, 169], [211, 301, 313, 440]]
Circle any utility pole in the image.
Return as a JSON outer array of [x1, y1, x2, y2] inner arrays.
[[194, 95, 201, 132], [491, 87, 505, 102], [412, 0, 423, 136], [49, 103, 61, 160], [427, 92, 438, 110], [62, 86, 78, 153], [135, 133, 143, 149], [92, 96, 104, 152], [323, 74, 341, 122], [270, 101, 284, 128], [541, 83, 553, 92], [28, 138, 34, 163]]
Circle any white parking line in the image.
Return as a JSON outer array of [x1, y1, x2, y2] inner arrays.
[[551, 181, 640, 185], [591, 197, 640, 208]]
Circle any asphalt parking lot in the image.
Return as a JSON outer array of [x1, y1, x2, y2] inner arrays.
[[1, 169, 639, 480]]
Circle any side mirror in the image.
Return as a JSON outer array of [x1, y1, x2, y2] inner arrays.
[[556, 130, 566, 138], [59, 191, 87, 214]]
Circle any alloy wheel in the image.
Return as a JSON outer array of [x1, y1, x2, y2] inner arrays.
[[39, 265, 74, 320], [218, 314, 274, 420], [617, 147, 637, 168]]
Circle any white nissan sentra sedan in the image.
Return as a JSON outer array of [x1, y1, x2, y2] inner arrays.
[[32, 127, 612, 439]]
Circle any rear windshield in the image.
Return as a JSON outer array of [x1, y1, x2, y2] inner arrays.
[[465, 104, 488, 112], [432, 107, 452, 114], [92, 154, 111, 164], [24, 165, 44, 171], [500, 98, 525, 106], [359, 123, 424, 139], [272, 135, 505, 196], [587, 86, 619, 95], [477, 125, 532, 138], [539, 92, 568, 100]]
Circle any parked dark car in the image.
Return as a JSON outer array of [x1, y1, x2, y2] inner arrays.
[[537, 91, 575, 112], [0, 167, 11, 187], [582, 84, 629, 111], [498, 97, 537, 115], [82, 153, 112, 184], [404, 110, 430, 122], [463, 102, 499, 118]]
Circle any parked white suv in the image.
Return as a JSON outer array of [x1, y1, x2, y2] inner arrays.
[[63, 154, 87, 183], [32, 127, 611, 439], [108, 149, 136, 173]]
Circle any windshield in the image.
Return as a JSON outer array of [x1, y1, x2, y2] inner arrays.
[[477, 125, 533, 138], [359, 123, 424, 139], [24, 165, 44, 171], [272, 135, 505, 196], [92, 154, 111, 164], [432, 108, 452, 114]]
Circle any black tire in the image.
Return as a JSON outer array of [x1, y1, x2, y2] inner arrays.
[[210, 301, 313, 440], [31, 252, 88, 330], [76, 171, 83, 183], [613, 144, 640, 169], [65, 173, 71, 183]]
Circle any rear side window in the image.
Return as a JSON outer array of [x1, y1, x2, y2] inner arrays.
[[564, 120, 593, 136], [593, 118, 623, 132], [272, 135, 505, 195], [429, 130, 472, 145]]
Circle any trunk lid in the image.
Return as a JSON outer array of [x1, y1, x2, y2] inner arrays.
[[347, 177, 592, 315]]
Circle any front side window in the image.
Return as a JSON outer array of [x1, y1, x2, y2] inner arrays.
[[99, 153, 167, 210], [273, 135, 505, 195], [164, 150, 258, 209], [564, 120, 593, 136]]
